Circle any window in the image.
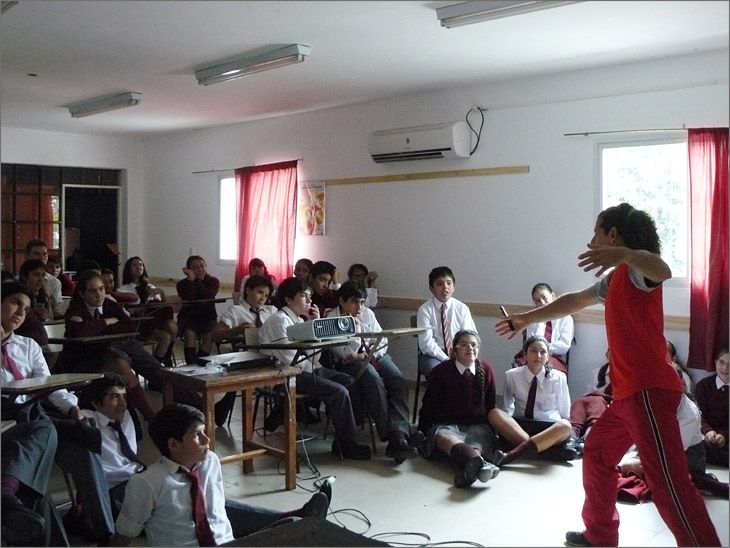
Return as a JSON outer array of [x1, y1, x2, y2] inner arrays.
[[219, 176, 237, 262], [599, 137, 689, 280]]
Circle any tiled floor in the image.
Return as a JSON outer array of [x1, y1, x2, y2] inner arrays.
[[52, 389, 729, 547]]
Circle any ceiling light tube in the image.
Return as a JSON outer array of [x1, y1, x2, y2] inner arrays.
[[68, 92, 142, 118], [195, 44, 312, 86], [436, 0, 582, 28]]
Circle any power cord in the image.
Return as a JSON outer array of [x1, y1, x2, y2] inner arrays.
[[466, 105, 486, 155]]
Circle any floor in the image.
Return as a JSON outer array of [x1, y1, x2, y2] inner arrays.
[[49, 387, 729, 548]]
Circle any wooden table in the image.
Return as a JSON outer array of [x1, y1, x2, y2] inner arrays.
[[159, 362, 301, 490], [1, 373, 104, 397]]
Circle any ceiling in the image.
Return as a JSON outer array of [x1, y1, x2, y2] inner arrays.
[[1, 1, 727, 137]]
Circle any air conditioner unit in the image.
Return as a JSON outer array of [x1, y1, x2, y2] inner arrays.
[[287, 316, 356, 342], [368, 121, 470, 163]]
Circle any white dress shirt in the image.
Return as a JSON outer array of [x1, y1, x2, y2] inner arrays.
[[81, 408, 139, 487], [325, 306, 387, 361], [503, 365, 570, 421], [115, 451, 234, 547], [118, 281, 164, 304], [677, 393, 704, 450], [219, 304, 277, 329], [525, 315, 574, 357], [258, 307, 314, 372], [43, 272, 65, 317], [1, 332, 78, 414], [417, 297, 476, 362]]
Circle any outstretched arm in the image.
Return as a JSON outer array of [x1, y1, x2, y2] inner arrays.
[[578, 245, 671, 283]]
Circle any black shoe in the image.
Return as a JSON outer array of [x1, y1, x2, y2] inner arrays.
[[300, 492, 329, 519], [454, 456, 497, 488], [214, 392, 236, 427], [318, 476, 334, 504], [565, 435, 584, 455], [491, 449, 507, 468], [542, 444, 579, 462], [264, 404, 284, 432], [565, 531, 593, 547], [332, 439, 371, 460], [1, 494, 45, 546], [385, 437, 418, 464]]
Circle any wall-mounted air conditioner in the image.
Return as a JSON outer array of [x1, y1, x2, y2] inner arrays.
[[368, 121, 470, 163]]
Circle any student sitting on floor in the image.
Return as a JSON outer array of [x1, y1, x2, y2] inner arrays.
[[112, 403, 330, 546], [176, 255, 220, 365], [489, 335, 579, 466], [258, 277, 371, 460], [325, 281, 418, 464], [417, 329, 501, 488], [694, 347, 729, 466], [416, 266, 477, 379], [568, 350, 612, 448]]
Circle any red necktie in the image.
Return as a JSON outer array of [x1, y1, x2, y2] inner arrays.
[[525, 376, 538, 419], [249, 307, 263, 328], [544, 321, 553, 343], [180, 466, 216, 547], [1, 341, 25, 381], [440, 303, 451, 355]]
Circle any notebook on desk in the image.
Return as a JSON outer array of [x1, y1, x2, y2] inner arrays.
[[197, 351, 277, 372]]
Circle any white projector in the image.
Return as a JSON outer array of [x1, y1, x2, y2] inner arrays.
[[286, 316, 356, 341]]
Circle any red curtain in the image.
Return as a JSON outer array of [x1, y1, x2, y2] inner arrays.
[[688, 128, 729, 370], [233, 160, 298, 292]]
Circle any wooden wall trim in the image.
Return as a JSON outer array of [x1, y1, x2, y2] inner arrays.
[[378, 296, 689, 330], [324, 165, 529, 186]]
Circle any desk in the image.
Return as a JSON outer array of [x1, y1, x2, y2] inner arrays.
[[1, 373, 104, 398], [358, 327, 426, 359], [250, 338, 352, 368], [159, 363, 301, 490], [46, 332, 139, 345]]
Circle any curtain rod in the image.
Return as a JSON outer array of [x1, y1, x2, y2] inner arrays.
[[564, 126, 687, 137], [192, 158, 303, 175]]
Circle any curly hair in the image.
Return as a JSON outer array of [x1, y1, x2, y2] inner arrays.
[[598, 203, 661, 254]]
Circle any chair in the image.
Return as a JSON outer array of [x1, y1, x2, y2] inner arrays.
[[410, 315, 427, 423], [43, 321, 66, 371]]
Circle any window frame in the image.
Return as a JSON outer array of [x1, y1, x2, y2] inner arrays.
[[595, 132, 690, 287]]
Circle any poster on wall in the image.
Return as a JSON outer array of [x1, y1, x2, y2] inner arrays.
[[298, 181, 325, 236]]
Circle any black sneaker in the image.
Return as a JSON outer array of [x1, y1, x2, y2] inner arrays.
[[1, 494, 45, 546], [214, 392, 236, 427], [264, 404, 284, 432], [332, 439, 371, 460], [454, 456, 497, 488], [300, 492, 328, 519], [385, 438, 418, 464], [565, 531, 593, 546]]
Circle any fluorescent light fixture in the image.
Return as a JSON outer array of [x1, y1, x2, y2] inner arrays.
[[195, 44, 311, 86], [68, 92, 142, 118], [436, 0, 582, 28]]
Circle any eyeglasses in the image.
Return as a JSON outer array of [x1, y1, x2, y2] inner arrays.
[[456, 342, 479, 349]]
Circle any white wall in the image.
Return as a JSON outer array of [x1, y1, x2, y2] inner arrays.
[[0, 127, 146, 259]]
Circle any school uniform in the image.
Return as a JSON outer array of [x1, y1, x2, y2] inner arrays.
[[42, 271, 65, 318], [218, 303, 276, 330], [503, 364, 570, 421], [176, 274, 221, 333], [580, 263, 719, 547], [258, 307, 359, 443], [325, 306, 410, 440], [416, 297, 476, 376], [694, 374, 729, 465], [526, 315, 574, 359]]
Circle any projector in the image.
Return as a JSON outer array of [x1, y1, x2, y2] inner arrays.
[[286, 316, 356, 341]]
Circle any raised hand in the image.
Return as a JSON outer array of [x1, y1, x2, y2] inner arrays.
[[577, 244, 629, 277]]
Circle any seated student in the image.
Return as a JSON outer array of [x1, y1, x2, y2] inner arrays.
[[58, 270, 158, 422], [326, 281, 417, 464], [25, 238, 65, 318], [213, 275, 276, 344], [308, 260, 339, 316], [616, 392, 728, 501], [293, 258, 313, 281], [489, 335, 578, 466], [176, 255, 220, 365], [15, 259, 52, 348], [56, 373, 145, 544], [568, 350, 612, 446], [694, 347, 729, 466], [100, 268, 138, 304], [1, 419, 58, 546], [416, 266, 476, 378], [112, 403, 330, 546], [667, 340, 692, 393], [240, 258, 277, 292], [118, 256, 178, 367], [346, 263, 378, 308], [258, 277, 371, 460], [45, 256, 76, 297], [417, 330, 501, 488], [517, 283, 574, 374]]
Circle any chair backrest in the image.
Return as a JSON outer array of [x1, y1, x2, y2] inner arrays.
[[410, 315, 417, 329], [43, 321, 66, 369]]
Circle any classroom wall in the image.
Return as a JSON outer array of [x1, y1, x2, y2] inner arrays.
[[1, 50, 727, 399]]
